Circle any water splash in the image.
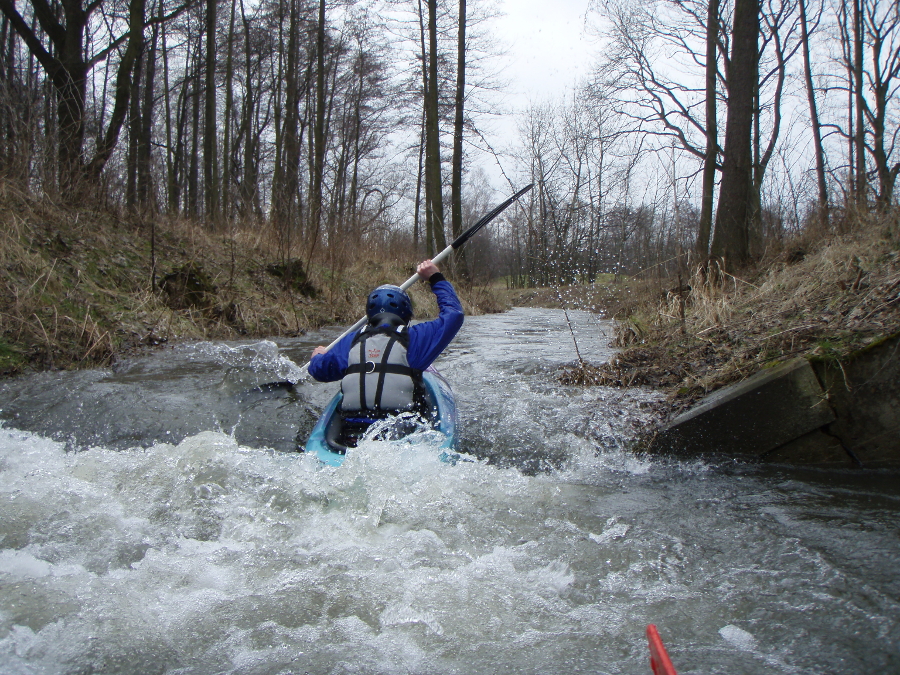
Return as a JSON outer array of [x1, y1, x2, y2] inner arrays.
[[192, 340, 307, 385]]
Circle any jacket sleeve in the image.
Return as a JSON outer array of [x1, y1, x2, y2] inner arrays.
[[307, 331, 354, 382], [406, 277, 464, 371]]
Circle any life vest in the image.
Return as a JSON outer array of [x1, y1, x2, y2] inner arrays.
[[340, 322, 422, 412]]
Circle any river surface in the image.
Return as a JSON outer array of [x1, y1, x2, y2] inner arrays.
[[0, 307, 898, 674]]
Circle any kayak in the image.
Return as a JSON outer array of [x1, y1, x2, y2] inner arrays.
[[303, 367, 458, 466]]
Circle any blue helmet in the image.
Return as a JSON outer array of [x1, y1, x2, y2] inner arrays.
[[366, 284, 412, 322]]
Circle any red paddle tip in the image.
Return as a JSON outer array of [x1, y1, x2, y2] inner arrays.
[[647, 624, 678, 675]]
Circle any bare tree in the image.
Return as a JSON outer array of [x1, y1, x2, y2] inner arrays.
[[0, 0, 173, 195], [799, 0, 828, 221], [204, 0, 219, 220], [697, 0, 720, 257], [860, 0, 900, 208], [423, 0, 446, 254], [450, 0, 467, 278]]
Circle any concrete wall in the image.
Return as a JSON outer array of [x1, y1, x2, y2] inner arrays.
[[649, 334, 900, 468]]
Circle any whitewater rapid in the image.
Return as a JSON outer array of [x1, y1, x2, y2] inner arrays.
[[1, 309, 898, 674]]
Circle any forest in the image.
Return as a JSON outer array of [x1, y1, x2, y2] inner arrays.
[[0, 0, 898, 289]]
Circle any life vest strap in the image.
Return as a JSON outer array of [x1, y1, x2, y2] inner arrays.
[[344, 363, 416, 376], [373, 333, 398, 410]]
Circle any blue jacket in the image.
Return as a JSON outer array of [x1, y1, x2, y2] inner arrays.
[[308, 277, 464, 383]]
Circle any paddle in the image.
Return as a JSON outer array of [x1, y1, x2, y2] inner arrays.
[[250, 183, 534, 389]]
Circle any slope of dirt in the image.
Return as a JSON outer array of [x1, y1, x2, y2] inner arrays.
[[561, 212, 900, 420]]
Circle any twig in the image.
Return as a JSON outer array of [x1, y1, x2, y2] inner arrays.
[[763, 324, 818, 340], [23, 267, 50, 298], [0, 311, 27, 324], [850, 266, 865, 292], [79, 312, 90, 343], [837, 359, 852, 392], [720, 270, 761, 290], [81, 331, 109, 361], [38, 258, 58, 299], [555, 287, 584, 362], [32, 313, 51, 350], [861, 294, 900, 321]]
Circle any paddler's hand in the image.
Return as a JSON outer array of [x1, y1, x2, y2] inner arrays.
[[417, 259, 440, 280], [311, 346, 327, 358]]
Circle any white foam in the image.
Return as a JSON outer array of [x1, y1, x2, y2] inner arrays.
[[0, 550, 51, 579], [0, 415, 894, 673], [719, 624, 758, 651], [589, 519, 630, 544]]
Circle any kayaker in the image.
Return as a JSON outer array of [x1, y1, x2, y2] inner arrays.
[[307, 259, 464, 444]]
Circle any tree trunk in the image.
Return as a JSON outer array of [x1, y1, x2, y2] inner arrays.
[[272, 0, 300, 240], [416, 0, 432, 255], [425, 0, 446, 253], [852, 0, 866, 208], [414, 106, 425, 251], [204, 0, 219, 222], [696, 0, 719, 259], [188, 53, 201, 217], [55, 10, 88, 192], [710, 0, 757, 266], [0, 10, 10, 174], [239, 0, 259, 219], [308, 0, 327, 261], [347, 49, 364, 226], [270, 0, 285, 224], [126, 44, 144, 208], [137, 6, 159, 212], [222, 0, 237, 221], [162, 21, 176, 213], [799, 0, 828, 223], [450, 0, 467, 279]]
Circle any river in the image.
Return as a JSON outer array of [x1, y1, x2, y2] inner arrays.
[[0, 307, 898, 674]]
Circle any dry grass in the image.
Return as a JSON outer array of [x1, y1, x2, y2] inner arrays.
[[0, 184, 325, 371], [561, 211, 900, 411], [0, 181, 517, 375]]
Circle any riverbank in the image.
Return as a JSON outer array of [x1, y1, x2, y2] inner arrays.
[[562, 211, 900, 408], [5, 180, 898, 420], [555, 209, 900, 466], [0, 183, 521, 376]]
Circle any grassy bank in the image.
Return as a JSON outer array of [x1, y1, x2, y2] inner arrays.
[[0, 183, 515, 376], [562, 210, 900, 415], [6, 180, 897, 414]]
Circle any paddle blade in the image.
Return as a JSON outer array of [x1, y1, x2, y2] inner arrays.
[[450, 183, 534, 250], [647, 625, 678, 675]]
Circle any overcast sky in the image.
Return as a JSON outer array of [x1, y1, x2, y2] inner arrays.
[[496, 0, 594, 102], [472, 0, 597, 190]]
